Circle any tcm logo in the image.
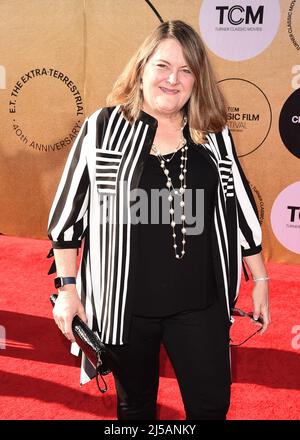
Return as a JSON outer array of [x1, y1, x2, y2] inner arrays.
[[292, 116, 300, 123], [0, 65, 6, 89], [287, 206, 300, 222], [216, 5, 264, 25]]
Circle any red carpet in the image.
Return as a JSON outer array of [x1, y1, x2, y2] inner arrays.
[[0, 234, 299, 420]]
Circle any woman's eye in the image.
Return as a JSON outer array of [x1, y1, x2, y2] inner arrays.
[[182, 68, 192, 74], [157, 64, 167, 69]]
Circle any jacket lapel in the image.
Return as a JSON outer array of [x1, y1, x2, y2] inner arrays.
[[183, 125, 234, 199], [183, 123, 219, 175]]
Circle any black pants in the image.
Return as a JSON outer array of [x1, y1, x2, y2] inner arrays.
[[107, 298, 231, 420]]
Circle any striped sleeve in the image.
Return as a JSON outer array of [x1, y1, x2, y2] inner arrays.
[[224, 128, 262, 256], [47, 118, 90, 249]]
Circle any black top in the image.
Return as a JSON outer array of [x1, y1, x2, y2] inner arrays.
[[132, 142, 219, 317]]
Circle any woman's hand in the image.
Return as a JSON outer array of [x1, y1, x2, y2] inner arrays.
[[53, 287, 87, 342], [251, 280, 271, 334], [243, 253, 271, 335]]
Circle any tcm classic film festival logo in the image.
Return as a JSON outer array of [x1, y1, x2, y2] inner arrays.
[[199, 0, 281, 61], [8, 68, 84, 152], [218, 78, 272, 156]]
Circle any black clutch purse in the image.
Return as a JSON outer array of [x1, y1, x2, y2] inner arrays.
[[50, 294, 111, 393]]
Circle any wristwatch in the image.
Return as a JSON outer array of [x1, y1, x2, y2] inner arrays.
[[54, 276, 76, 289]]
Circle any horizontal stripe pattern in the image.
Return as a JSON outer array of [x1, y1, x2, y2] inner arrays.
[[96, 149, 123, 195], [218, 158, 234, 198]]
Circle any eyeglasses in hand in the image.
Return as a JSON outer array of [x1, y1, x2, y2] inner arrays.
[[230, 307, 264, 347]]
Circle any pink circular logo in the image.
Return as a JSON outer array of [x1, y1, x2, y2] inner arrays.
[[199, 0, 281, 61], [271, 182, 300, 255]]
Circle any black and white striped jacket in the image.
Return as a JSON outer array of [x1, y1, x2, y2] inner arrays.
[[48, 105, 262, 382]]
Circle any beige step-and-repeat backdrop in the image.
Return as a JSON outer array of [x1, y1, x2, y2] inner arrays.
[[0, 0, 300, 263]]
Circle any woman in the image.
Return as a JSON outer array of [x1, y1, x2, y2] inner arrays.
[[48, 20, 270, 420]]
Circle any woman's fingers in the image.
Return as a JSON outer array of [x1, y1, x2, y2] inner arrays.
[[62, 321, 75, 341], [259, 306, 271, 334], [53, 309, 75, 341]]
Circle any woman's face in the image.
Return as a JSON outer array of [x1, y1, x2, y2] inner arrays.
[[141, 38, 195, 118]]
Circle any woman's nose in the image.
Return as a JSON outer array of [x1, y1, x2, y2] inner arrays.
[[167, 71, 178, 85]]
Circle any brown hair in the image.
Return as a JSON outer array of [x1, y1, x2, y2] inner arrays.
[[107, 20, 227, 142]]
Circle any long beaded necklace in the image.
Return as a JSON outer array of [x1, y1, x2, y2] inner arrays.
[[150, 125, 188, 259]]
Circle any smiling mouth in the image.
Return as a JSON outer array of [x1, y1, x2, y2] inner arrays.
[[160, 87, 179, 95]]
